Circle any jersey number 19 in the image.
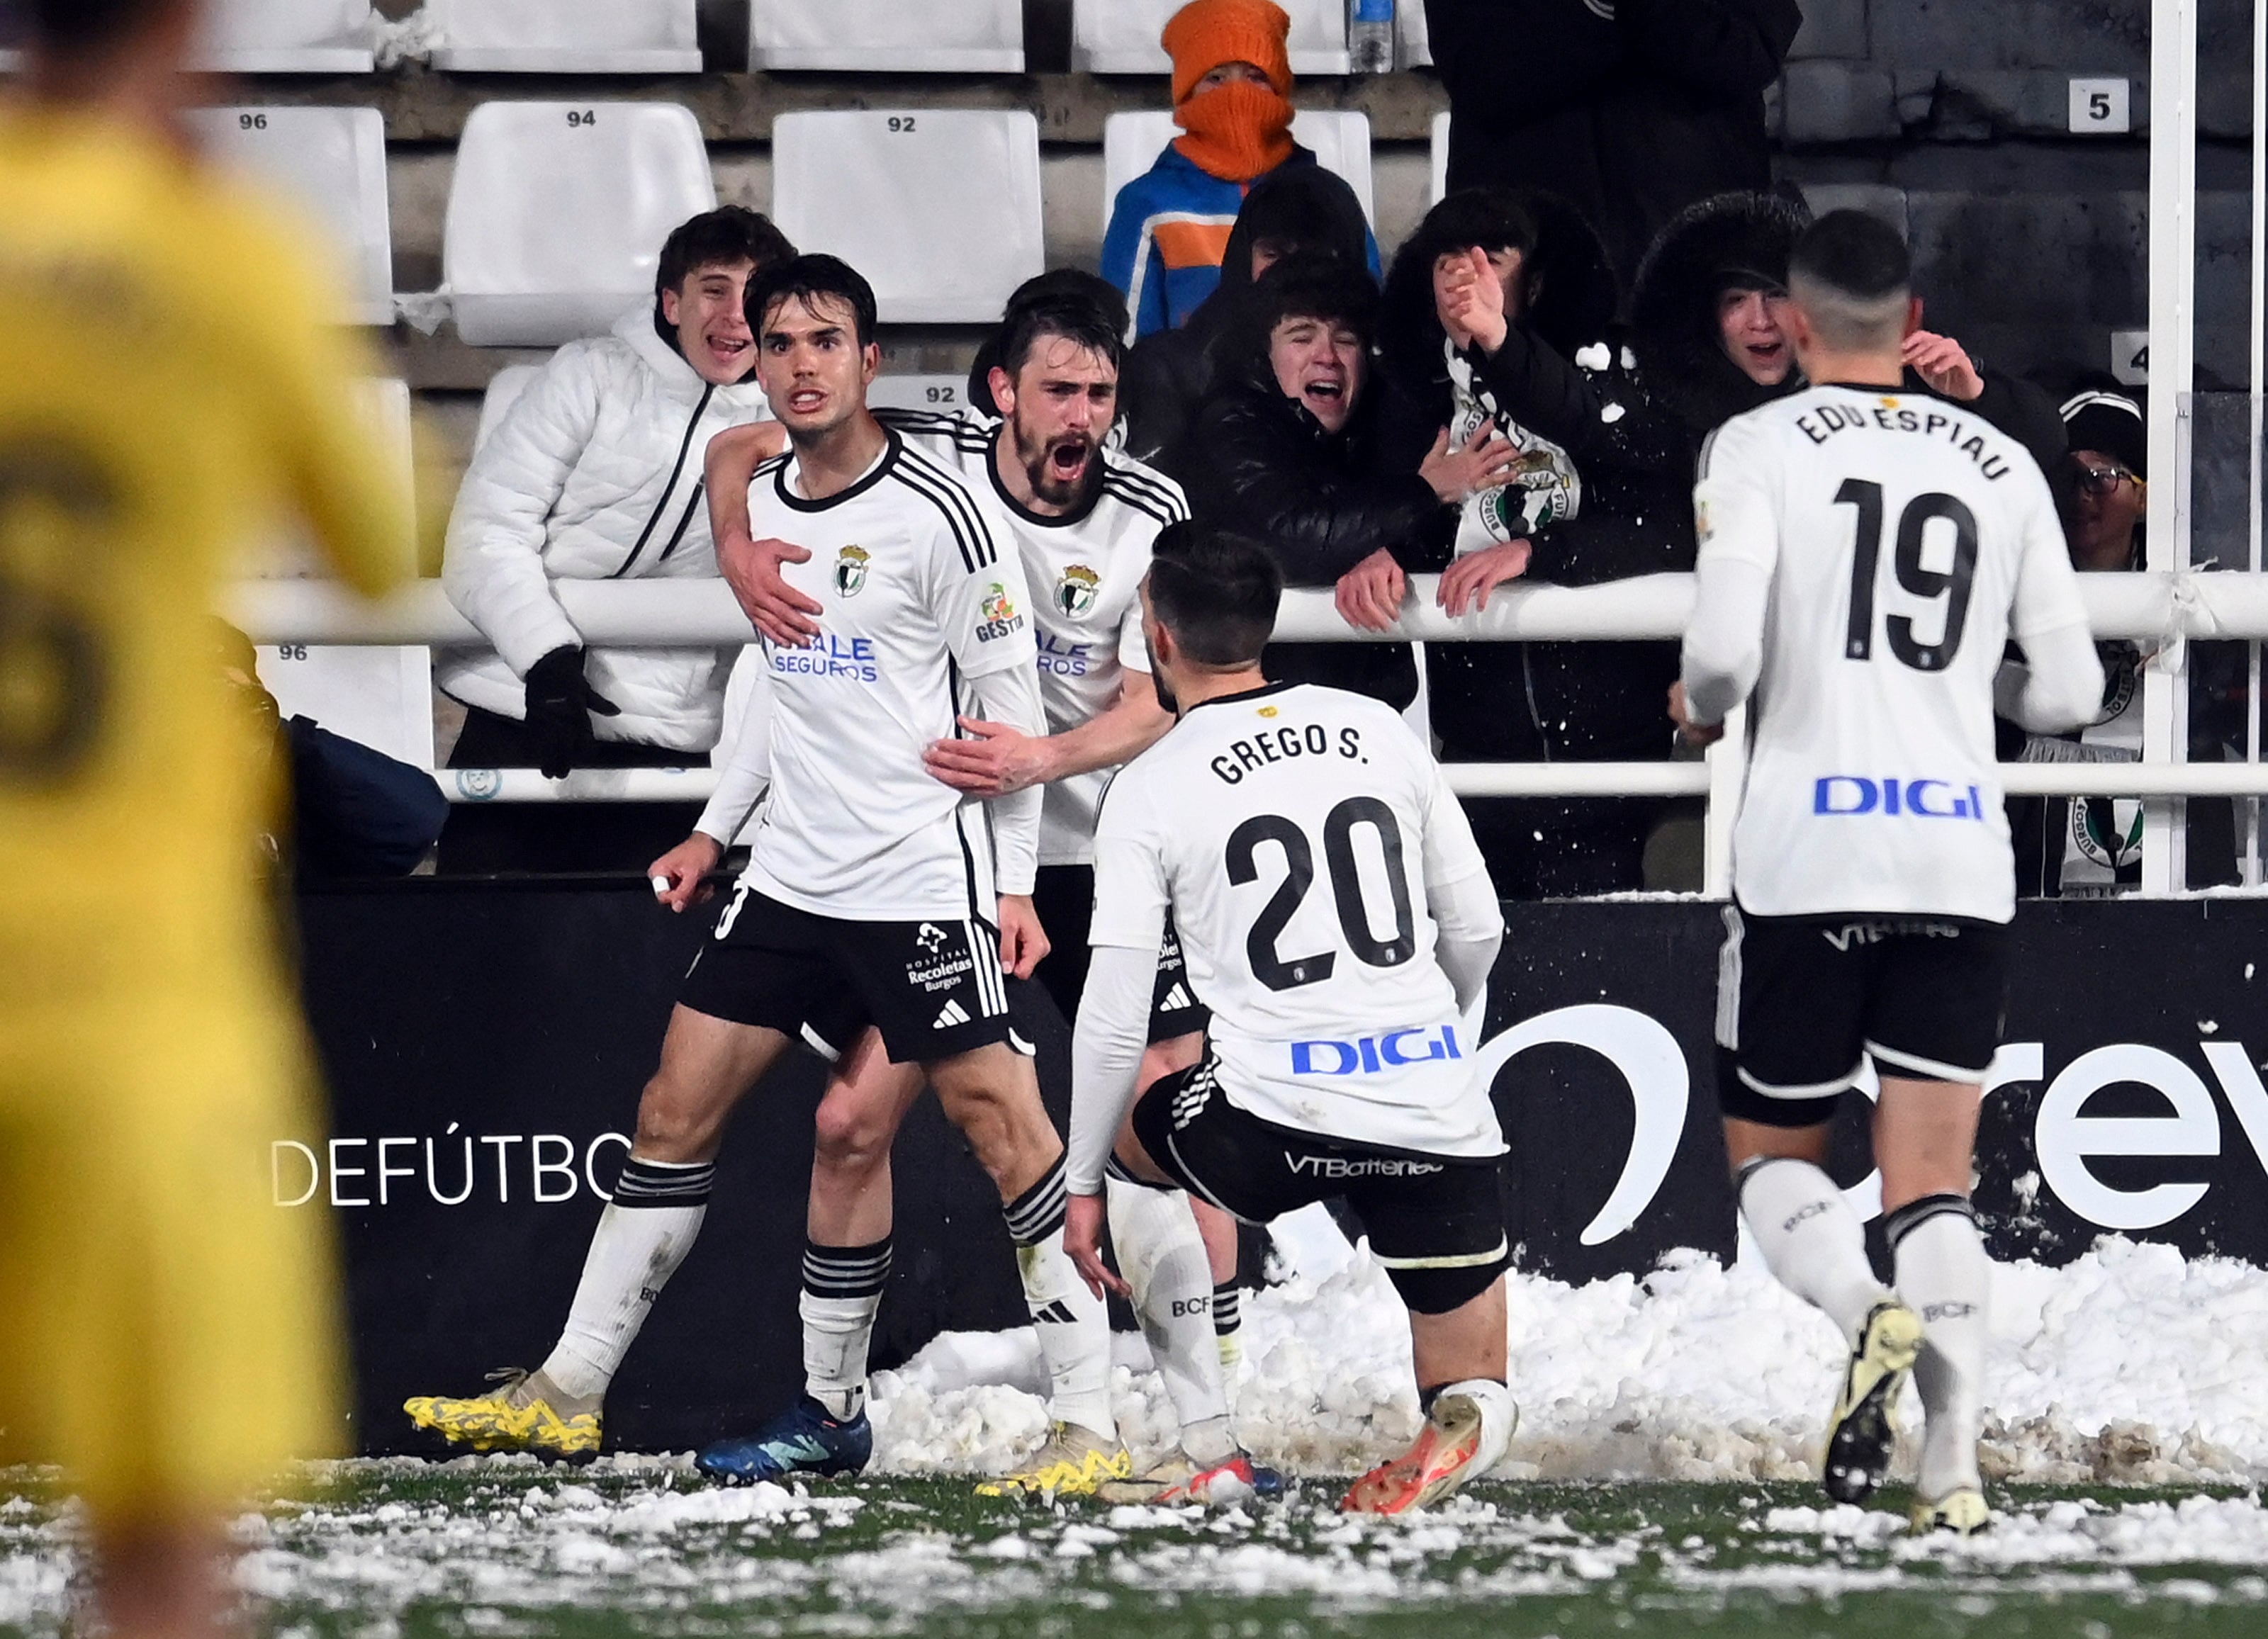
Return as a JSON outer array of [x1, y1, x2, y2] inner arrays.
[[1836, 478, 1980, 673], [1228, 796, 1416, 991]]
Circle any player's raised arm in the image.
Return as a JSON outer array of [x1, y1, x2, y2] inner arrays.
[[1679, 417, 1782, 732]]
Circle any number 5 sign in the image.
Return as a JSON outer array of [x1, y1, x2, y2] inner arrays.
[[2068, 77, 2131, 135]]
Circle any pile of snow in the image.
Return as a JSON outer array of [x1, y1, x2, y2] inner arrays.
[[871, 1228, 2268, 1485]]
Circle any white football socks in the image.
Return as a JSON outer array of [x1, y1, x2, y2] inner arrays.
[[1430, 1377, 1517, 1478], [1889, 1194, 1992, 1499], [1004, 1159, 1116, 1442], [1108, 1176, 1235, 1465], [1738, 1157, 1892, 1340], [1213, 1280, 1245, 1378], [539, 1156, 713, 1403], [801, 1237, 892, 1422]]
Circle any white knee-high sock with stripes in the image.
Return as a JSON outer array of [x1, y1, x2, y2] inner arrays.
[[802, 1237, 892, 1421], [1004, 1158, 1116, 1443], [1108, 1174, 1235, 1465], [1890, 1193, 1992, 1499], [540, 1156, 712, 1403], [1737, 1156, 1892, 1341]]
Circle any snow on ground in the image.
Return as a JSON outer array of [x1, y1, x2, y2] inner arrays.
[[872, 1225, 2268, 1484]]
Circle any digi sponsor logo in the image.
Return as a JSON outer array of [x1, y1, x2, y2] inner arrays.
[[773, 632, 880, 682], [976, 581, 1026, 643], [834, 543, 870, 597], [1055, 563, 1100, 618], [1291, 1025, 1464, 1077], [1812, 776, 1987, 821]]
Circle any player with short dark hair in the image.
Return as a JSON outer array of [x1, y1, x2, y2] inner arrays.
[[0, 1, 415, 1635], [1671, 210, 2105, 1536], [406, 259, 1120, 1496], [690, 276, 1274, 1502], [1065, 526, 1517, 1516]]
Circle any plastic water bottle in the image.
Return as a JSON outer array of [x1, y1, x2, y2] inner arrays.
[[1349, 0, 1395, 74]]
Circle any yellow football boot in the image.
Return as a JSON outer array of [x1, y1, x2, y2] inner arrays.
[[403, 1367, 601, 1461], [1911, 1487, 1992, 1536], [1821, 1300, 1924, 1503], [975, 1421, 1133, 1498]]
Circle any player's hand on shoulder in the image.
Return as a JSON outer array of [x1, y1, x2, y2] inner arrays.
[[719, 533, 822, 647], [997, 892, 1050, 979], [923, 716, 1052, 798], [1064, 1193, 1128, 1301], [1668, 682, 1724, 747], [1437, 539, 1534, 617], [1335, 548, 1408, 632], [649, 833, 724, 912]]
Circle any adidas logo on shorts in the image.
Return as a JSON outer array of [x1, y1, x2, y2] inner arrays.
[[1162, 984, 1194, 1011], [933, 999, 970, 1029]]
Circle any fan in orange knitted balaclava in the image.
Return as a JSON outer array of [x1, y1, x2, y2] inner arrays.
[[1164, 0, 1297, 183]]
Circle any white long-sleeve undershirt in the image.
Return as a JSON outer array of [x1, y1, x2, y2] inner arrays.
[[1068, 942, 1157, 1197], [962, 662, 1048, 896]]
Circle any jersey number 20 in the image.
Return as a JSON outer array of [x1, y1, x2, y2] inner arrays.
[[1836, 478, 1979, 672], [1226, 796, 1416, 991]]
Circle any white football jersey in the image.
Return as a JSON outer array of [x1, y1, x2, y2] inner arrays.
[[1090, 682, 1502, 1158], [1695, 385, 2089, 921], [880, 408, 1187, 864], [741, 429, 1040, 921]]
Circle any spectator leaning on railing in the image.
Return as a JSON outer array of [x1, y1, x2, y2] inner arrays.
[[1121, 164, 1374, 483], [1101, 0, 1381, 341], [437, 206, 793, 873], [1181, 255, 1521, 711], [1425, 0, 1801, 290]]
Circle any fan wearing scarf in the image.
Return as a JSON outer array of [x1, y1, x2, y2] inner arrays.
[[1101, 0, 1381, 340]]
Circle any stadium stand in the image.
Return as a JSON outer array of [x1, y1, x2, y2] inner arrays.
[[748, 0, 1025, 73], [443, 101, 717, 347], [1429, 109, 1449, 205], [426, 0, 704, 75], [769, 109, 1045, 325], [471, 363, 546, 452], [1398, 1, 1431, 68], [186, 106, 393, 326], [251, 378, 435, 770], [1102, 108, 1376, 225], [1072, 0, 1350, 76], [191, 0, 373, 73]]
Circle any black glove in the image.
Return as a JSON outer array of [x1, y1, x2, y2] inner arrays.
[[522, 644, 619, 779]]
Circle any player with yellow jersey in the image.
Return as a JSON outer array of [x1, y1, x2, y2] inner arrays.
[[0, 1, 411, 1633]]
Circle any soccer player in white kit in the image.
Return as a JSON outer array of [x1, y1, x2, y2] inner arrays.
[[405, 257, 1109, 1487], [695, 278, 1264, 1500], [1065, 526, 1517, 1515], [1670, 213, 2106, 1535]]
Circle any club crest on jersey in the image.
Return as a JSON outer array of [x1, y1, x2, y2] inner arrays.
[[833, 544, 870, 597], [1055, 564, 1101, 618], [976, 581, 1026, 643]]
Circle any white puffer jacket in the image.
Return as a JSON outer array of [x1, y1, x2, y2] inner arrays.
[[439, 307, 768, 753]]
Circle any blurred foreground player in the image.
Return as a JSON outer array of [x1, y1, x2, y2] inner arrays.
[[1065, 526, 1515, 1515], [0, 1, 412, 1635], [1671, 212, 2104, 1534]]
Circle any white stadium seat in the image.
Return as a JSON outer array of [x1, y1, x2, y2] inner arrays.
[[1104, 110, 1374, 225], [444, 102, 717, 347], [750, 0, 1023, 72], [252, 379, 433, 769], [428, 0, 702, 74], [869, 374, 984, 416], [472, 364, 549, 452], [186, 107, 393, 326], [1400, 2, 1432, 67], [1431, 109, 1450, 204], [770, 110, 1044, 325], [1073, 0, 1349, 77], [193, 0, 373, 73]]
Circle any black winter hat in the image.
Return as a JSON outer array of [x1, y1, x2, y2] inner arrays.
[[2059, 381, 2146, 479], [1629, 191, 1811, 433]]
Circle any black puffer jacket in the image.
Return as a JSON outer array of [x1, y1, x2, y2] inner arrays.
[[1184, 344, 1452, 710], [1121, 166, 1375, 484], [1415, 191, 1809, 768], [1427, 0, 1802, 289]]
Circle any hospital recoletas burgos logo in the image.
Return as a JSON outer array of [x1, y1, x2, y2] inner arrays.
[[1056, 564, 1101, 618], [834, 544, 870, 597], [976, 581, 1026, 643]]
